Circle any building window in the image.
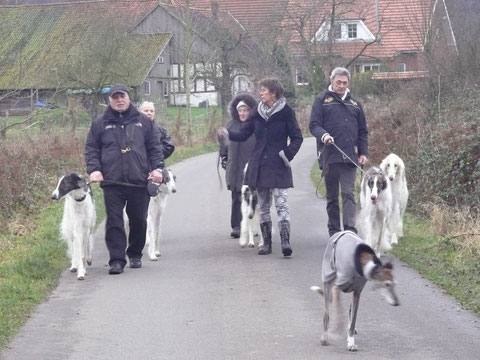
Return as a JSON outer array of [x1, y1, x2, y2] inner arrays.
[[295, 69, 308, 85], [348, 24, 357, 39], [158, 56, 164, 64], [397, 63, 407, 72], [355, 64, 381, 73], [334, 23, 342, 39], [143, 80, 151, 95], [163, 82, 169, 97]]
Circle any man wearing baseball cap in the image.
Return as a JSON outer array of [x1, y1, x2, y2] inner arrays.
[[85, 83, 164, 274]]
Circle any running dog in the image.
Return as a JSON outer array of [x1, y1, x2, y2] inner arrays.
[[239, 185, 264, 249], [51, 173, 95, 280], [310, 231, 399, 351], [380, 153, 409, 246], [356, 166, 392, 256]]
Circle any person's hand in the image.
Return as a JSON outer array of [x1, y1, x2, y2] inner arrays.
[[359, 155, 368, 166], [216, 128, 230, 146], [323, 134, 334, 145], [89, 171, 104, 182], [148, 169, 163, 184], [220, 156, 227, 170], [217, 128, 225, 139]]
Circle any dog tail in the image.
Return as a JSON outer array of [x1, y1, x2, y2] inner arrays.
[[310, 285, 324, 296]]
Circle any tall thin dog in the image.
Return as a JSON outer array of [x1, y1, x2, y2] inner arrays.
[[380, 153, 409, 245], [145, 168, 177, 260], [51, 173, 96, 280], [239, 184, 264, 248], [311, 231, 399, 351], [356, 166, 392, 256]]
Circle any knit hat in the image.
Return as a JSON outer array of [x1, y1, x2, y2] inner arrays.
[[108, 84, 130, 97], [236, 100, 249, 110]]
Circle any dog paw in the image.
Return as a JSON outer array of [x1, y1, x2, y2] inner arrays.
[[70, 267, 77, 273], [86, 259, 93, 266], [154, 251, 161, 257], [347, 337, 357, 351], [247, 243, 255, 248], [320, 335, 329, 346], [149, 255, 159, 261]]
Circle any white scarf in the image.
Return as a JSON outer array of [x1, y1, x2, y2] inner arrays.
[[257, 97, 286, 120], [328, 84, 350, 101]]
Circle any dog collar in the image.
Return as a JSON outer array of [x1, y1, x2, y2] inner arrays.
[[75, 194, 87, 202]]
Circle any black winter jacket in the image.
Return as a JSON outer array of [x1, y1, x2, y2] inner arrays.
[[229, 103, 303, 189], [85, 105, 164, 187], [153, 121, 175, 160], [219, 93, 258, 192], [309, 89, 368, 168]]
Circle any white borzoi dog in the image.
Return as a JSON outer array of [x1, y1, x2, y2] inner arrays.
[[311, 231, 399, 351], [239, 184, 264, 249], [145, 168, 177, 260], [356, 166, 392, 256], [380, 153, 409, 246], [51, 173, 95, 280]]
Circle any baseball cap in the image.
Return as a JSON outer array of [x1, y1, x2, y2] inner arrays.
[[108, 84, 130, 97]]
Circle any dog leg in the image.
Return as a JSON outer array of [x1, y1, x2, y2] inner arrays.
[[347, 290, 361, 351], [247, 223, 255, 247], [239, 217, 249, 248], [321, 283, 331, 346]]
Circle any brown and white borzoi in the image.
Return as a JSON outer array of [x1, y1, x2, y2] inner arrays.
[[51, 173, 96, 280], [380, 153, 409, 246], [356, 166, 392, 256], [311, 231, 399, 351]]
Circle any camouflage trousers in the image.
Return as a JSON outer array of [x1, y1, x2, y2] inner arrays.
[[257, 187, 290, 223]]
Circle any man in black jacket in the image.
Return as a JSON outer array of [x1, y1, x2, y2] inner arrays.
[[309, 67, 369, 237], [85, 84, 164, 274]]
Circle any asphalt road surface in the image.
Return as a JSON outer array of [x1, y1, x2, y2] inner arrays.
[[2, 137, 479, 360]]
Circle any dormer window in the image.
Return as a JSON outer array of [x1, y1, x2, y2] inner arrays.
[[314, 20, 374, 43], [348, 24, 357, 39]]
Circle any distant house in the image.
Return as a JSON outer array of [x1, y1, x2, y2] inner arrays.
[[185, 0, 458, 85], [0, 0, 251, 115]]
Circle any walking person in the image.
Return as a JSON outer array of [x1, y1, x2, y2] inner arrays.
[[309, 67, 369, 236], [218, 78, 303, 256], [139, 101, 175, 160], [219, 93, 258, 239], [85, 84, 164, 274]]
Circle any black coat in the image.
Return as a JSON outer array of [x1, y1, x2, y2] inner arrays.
[[85, 104, 164, 186], [219, 93, 258, 192], [309, 89, 368, 168], [229, 103, 303, 189], [153, 121, 175, 160]]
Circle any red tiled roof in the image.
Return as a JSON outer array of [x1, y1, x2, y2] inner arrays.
[[284, 0, 433, 60]]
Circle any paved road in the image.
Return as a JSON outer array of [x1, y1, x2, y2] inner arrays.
[[2, 137, 479, 360]]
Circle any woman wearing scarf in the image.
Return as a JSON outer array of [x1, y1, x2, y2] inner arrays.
[[218, 78, 303, 256]]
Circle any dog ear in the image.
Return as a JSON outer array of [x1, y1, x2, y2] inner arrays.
[[382, 179, 388, 190]]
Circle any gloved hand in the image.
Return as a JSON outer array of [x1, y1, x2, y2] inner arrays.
[[221, 156, 227, 170]]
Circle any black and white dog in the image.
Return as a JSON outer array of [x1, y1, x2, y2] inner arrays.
[[356, 166, 392, 256], [51, 173, 96, 280], [239, 184, 264, 248], [145, 168, 177, 260], [311, 231, 399, 351]]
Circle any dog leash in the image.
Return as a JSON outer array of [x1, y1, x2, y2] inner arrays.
[[330, 142, 366, 175]]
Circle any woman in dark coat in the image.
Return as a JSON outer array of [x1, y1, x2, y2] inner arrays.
[[219, 93, 258, 238], [218, 78, 303, 256]]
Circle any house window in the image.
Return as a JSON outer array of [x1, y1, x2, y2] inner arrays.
[[334, 23, 342, 39], [158, 56, 164, 64], [163, 82, 169, 97], [356, 64, 381, 73], [143, 80, 151, 95], [295, 69, 308, 85], [397, 63, 407, 72], [348, 24, 357, 39]]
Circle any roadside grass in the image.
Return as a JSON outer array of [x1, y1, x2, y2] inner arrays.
[[0, 141, 218, 351], [310, 163, 480, 317]]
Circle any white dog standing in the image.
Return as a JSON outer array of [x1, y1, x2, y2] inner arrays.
[[51, 173, 96, 280], [145, 169, 177, 260], [380, 153, 409, 245], [239, 185, 264, 249], [356, 166, 392, 256]]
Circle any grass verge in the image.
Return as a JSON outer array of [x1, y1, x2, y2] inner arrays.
[[0, 142, 219, 351], [310, 162, 480, 317]]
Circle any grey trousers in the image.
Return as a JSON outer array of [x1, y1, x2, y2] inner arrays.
[[323, 163, 357, 236], [257, 187, 289, 223]]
